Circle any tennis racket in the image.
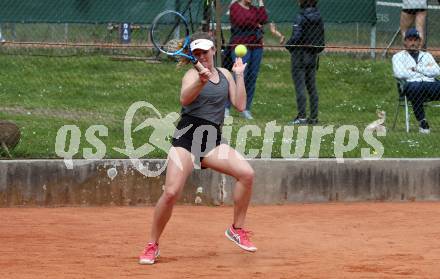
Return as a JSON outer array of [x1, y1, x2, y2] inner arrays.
[[150, 10, 205, 72]]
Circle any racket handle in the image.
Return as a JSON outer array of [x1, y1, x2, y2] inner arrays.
[[192, 60, 206, 72]]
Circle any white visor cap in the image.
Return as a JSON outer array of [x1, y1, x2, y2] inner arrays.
[[190, 39, 214, 52]]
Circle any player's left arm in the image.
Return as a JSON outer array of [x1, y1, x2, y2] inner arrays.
[[219, 59, 246, 112]]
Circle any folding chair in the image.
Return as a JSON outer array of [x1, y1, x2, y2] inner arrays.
[[392, 79, 410, 132]]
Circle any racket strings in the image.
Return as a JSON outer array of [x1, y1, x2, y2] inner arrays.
[[152, 14, 188, 54], [166, 38, 192, 66], [164, 38, 184, 53], [151, 11, 194, 67]]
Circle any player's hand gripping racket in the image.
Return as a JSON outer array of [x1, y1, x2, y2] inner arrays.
[[150, 10, 205, 72]]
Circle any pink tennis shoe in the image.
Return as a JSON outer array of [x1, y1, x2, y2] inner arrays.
[[139, 227, 256, 265], [139, 242, 160, 265], [225, 226, 257, 252]]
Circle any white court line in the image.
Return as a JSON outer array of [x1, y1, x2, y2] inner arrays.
[[377, 1, 440, 10]]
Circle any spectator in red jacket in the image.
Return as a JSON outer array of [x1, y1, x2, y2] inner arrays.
[[225, 0, 268, 120]]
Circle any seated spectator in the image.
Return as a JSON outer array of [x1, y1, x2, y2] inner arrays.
[[392, 28, 440, 134]]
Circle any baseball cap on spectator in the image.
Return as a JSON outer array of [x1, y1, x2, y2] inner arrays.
[[404, 28, 420, 40]]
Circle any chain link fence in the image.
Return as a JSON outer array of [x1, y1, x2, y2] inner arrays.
[[0, 1, 439, 51], [1, 0, 440, 159]]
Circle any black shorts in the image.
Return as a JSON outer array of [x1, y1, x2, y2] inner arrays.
[[172, 115, 226, 167], [402, 9, 426, 15]]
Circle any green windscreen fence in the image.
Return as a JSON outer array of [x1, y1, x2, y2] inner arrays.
[[266, 0, 376, 23], [0, 0, 376, 24], [0, 0, 164, 24]]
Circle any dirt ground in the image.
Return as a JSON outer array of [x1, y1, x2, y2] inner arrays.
[[1, 203, 440, 279]]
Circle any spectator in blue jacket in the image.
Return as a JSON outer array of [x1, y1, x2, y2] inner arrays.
[[285, 0, 324, 125]]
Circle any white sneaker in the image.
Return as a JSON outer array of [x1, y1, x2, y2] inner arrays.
[[289, 117, 308, 125], [224, 108, 230, 118], [419, 120, 430, 134], [240, 110, 253, 120], [419, 127, 430, 134]]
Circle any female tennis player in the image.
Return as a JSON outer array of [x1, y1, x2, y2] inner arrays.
[[139, 32, 257, 265]]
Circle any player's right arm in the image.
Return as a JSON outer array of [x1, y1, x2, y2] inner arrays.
[[180, 68, 210, 106]]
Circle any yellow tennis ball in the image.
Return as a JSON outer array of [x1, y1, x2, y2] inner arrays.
[[234, 44, 247, 58]]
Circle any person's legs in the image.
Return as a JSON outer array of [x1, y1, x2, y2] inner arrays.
[[405, 81, 440, 133], [139, 147, 194, 264], [291, 58, 307, 119], [425, 81, 440, 102], [405, 82, 426, 121], [400, 11, 415, 40], [149, 147, 195, 242], [201, 144, 254, 228], [406, 81, 440, 119], [304, 55, 319, 121], [415, 10, 427, 46], [244, 47, 263, 112], [201, 144, 256, 251]]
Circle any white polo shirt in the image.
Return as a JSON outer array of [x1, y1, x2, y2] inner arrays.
[[402, 0, 427, 9], [392, 50, 440, 82]]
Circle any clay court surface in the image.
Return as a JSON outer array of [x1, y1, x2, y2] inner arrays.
[[2, 203, 440, 279]]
